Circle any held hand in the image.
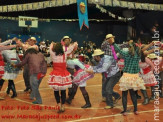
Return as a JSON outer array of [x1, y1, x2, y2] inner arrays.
[[11, 63, 16, 68], [85, 69, 94, 74]]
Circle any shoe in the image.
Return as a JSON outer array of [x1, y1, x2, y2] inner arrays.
[[32, 101, 42, 104], [81, 93, 91, 108], [24, 88, 31, 92], [104, 106, 113, 109], [61, 105, 65, 112], [114, 96, 121, 104], [102, 97, 106, 102], [0, 97, 4, 100], [134, 111, 139, 115], [57, 103, 62, 113], [121, 111, 127, 116]]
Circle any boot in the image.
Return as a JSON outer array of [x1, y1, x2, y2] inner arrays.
[[135, 91, 141, 99], [159, 84, 163, 98], [68, 88, 73, 98], [6, 81, 11, 94], [141, 89, 149, 105], [81, 93, 91, 108], [10, 81, 17, 98], [66, 88, 77, 104], [150, 86, 155, 100]]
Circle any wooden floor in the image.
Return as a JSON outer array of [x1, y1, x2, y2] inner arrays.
[[0, 67, 163, 122]]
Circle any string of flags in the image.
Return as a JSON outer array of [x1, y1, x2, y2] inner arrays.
[[0, 0, 163, 13], [95, 4, 135, 22], [0, 16, 121, 22], [89, 0, 163, 11], [0, 0, 77, 13]]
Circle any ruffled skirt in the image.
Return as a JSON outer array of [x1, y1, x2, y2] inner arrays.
[[48, 70, 72, 91], [73, 65, 94, 85], [0, 61, 5, 79], [119, 73, 146, 91], [2, 72, 19, 80], [139, 71, 157, 86]]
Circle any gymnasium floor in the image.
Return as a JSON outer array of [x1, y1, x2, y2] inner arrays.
[[0, 67, 163, 122]]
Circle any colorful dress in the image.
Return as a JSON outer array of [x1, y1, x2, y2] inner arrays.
[[2, 50, 21, 80], [0, 40, 16, 79], [113, 43, 146, 91], [0, 54, 4, 79], [139, 61, 157, 86], [67, 59, 94, 86], [48, 43, 77, 91]]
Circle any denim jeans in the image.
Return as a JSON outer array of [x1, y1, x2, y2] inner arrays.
[[23, 64, 30, 89], [30, 74, 43, 104], [104, 71, 121, 106]]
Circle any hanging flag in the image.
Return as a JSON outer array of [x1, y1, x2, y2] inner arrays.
[[77, 0, 89, 30]]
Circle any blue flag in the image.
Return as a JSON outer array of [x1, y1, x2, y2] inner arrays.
[[77, 0, 89, 30]]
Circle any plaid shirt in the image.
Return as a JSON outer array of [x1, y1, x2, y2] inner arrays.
[[113, 43, 140, 74], [101, 41, 129, 55], [93, 55, 119, 77]]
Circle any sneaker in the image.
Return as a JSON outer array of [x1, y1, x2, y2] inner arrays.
[[134, 111, 139, 115], [32, 101, 42, 104], [104, 106, 113, 109], [24, 88, 31, 92], [0, 97, 4, 100], [121, 111, 127, 116]]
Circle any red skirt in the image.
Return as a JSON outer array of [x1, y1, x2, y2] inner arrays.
[[0, 54, 5, 79], [48, 63, 72, 91]]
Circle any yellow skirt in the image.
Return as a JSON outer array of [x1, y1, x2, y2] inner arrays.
[[119, 73, 146, 91]]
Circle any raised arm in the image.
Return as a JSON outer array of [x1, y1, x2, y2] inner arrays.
[[65, 42, 78, 55], [113, 43, 128, 57], [141, 42, 154, 52], [0, 45, 16, 51], [0, 39, 13, 46], [145, 57, 154, 72]]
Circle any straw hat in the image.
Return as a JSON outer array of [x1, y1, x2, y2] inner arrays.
[[106, 34, 115, 39], [30, 37, 37, 43], [92, 49, 104, 57], [30, 37, 36, 41], [147, 53, 158, 59], [62, 36, 71, 42]]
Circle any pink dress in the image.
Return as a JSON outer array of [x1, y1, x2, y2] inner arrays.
[[139, 58, 157, 86], [48, 43, 77, 91]]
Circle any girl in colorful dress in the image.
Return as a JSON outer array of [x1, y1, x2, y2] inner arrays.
[[2, 49, 21, 98], [66, 57, 94, 108], [139, 52, 157, 101], [48, 42, 77, 113], [0, 39, 17, 100], [110, 38, 146, 116]]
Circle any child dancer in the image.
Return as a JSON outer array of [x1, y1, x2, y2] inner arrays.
[[48, 42, 77, 113], [110, 38, 146, 116], [0, 39, 17, 100], [2, 49, 21, 98], [66, 57, 94, 108], [139, 52, 157, 101]]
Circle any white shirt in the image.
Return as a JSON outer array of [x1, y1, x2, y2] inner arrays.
[[66, 59, 85, 69]]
